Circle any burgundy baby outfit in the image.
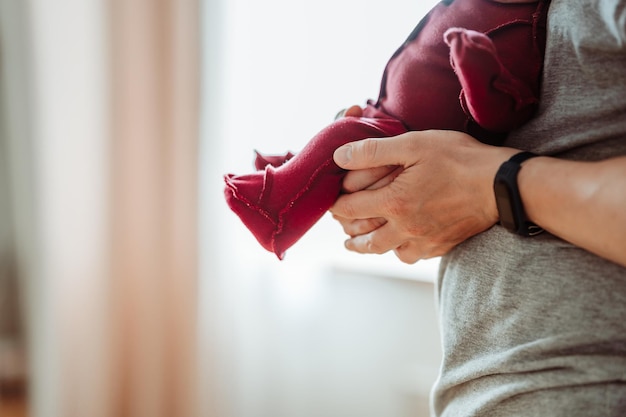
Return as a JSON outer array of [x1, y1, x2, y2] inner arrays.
[[224, 0, 550, 259]]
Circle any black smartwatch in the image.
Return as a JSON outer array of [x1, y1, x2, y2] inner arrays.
[[493, 151, 543, 236]]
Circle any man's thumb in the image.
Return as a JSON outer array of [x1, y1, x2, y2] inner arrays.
[[334, 137, 404, 169]]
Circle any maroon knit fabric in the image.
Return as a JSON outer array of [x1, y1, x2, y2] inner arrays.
[[224, 0, 550, 259]]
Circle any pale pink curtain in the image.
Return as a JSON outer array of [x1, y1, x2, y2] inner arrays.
[[1, 0, 202, 416], [108, 0, 200, 416]]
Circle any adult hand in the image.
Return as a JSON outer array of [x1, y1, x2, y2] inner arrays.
[[332, 104, 403, 238], [330, 130, 518, 263]]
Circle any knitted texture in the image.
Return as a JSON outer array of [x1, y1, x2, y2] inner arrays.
[[224, 0, 550, 259]]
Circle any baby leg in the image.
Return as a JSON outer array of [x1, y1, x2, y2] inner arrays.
[[444, 27, 539, 133], [224, 116, 406, 259]]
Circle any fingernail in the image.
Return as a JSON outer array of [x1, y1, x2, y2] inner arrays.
[[334, 145, 352, 166]]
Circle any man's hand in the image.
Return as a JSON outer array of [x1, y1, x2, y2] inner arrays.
[[332, 104, 401, 240], [330, 130, 517, 263]]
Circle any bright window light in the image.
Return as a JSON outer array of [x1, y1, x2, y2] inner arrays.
[[204, 0, 440, 276]]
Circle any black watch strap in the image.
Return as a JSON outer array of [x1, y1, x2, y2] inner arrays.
[[494, 152, 544, 237], [509, 151, 538, 165]]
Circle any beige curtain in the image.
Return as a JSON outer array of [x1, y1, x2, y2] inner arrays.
[[0, 0, 201, 416], [108, 0, 200, 416], [108, 0, 200, 417]]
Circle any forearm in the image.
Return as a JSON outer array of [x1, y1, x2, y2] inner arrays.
[[518, 155, 626, 268], [331, 130, 626, 266]]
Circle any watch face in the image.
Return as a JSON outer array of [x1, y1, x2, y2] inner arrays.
[[494, 181, 517, 231]]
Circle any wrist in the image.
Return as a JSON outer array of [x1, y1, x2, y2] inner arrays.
[[515, 154, 556, 228], [482, 146, 520, 224], [493, 151, 543, 236]]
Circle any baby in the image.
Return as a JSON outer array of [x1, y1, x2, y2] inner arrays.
[[224, 0, 550, 259]]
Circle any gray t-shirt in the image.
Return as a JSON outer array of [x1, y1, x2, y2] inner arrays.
[[433, 1, 626, 416]]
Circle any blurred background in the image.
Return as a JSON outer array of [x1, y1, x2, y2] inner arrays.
[[0, 0, 441, 416]]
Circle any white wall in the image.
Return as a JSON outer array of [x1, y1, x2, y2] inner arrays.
[[1, 0, 112, 415], [201, 0, 442, 416], [2, 1, 201, 415]]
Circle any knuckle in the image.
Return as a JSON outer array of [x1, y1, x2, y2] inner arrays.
[[360, 138, 381, 165], [382, 192, 413, 220], [382, 194, 404, 217], [394, 243, 422, 264], [334, 199, 357, 219], [351, 218, 387, 237], [348, 220, 368, 237], [353, 221, 369, 236], [341, 202, 358, 219], [365, 236, 386, 254]]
